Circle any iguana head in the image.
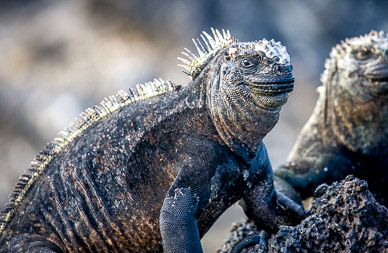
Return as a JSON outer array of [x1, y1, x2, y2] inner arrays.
[[217, 39, 294, 110], [180, 29, 294, 111], [322, 30, 388, 102], [179, 29, 294, 159]]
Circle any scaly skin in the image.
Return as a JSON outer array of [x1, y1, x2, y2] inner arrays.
[[0, 29, 304, 253], [275, 30, 388, 206]]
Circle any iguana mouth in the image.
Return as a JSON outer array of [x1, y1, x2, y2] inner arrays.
[[364, 64, 388, 84], [368, 76, 388, 83], [250, 78, 295, 95]]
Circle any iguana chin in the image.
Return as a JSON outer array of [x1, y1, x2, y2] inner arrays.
[[0, 28, 304, 253], [275, 30, 388, 206]]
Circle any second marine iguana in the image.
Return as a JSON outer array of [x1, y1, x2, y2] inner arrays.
[[0, 29, 304, 252], [275, 30, 388, 206]]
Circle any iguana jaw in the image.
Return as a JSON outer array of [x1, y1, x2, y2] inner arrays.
[[348, 63, 388, 96], [237, 76, 294, 110], [249, 78, 295, 95], [364, 63, 388, 85]]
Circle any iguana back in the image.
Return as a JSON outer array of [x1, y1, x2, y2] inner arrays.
[[1, 80, 186, 251]]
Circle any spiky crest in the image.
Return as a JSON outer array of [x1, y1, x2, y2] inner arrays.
[[178, 28, 233, 79], [178, 29, 292, 79], [0, 79, 179, 236], [331, 30, 387, 57], [253, 38, 290, 64], [225, 38, 290, 65]]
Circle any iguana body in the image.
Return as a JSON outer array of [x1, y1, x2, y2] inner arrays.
[[275, 31, 388, 205], [0, 29, 304, 252]]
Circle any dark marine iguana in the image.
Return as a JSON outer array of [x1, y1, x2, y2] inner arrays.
[[275, 30, 388, 206], [0, 28, 304, 253]]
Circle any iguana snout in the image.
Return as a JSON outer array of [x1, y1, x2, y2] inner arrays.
[[364, 63, 388, 83]]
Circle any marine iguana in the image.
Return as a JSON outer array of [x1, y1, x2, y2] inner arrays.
[[275, 30, 388, 206], [0, 28, 304, 253]]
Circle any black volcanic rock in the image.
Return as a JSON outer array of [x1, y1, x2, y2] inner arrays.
[[219, 176, 388, 252]]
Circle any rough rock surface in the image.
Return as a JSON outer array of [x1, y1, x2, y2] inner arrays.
[[219, 176, 388, 252]]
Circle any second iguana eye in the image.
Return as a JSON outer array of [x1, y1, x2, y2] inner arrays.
[[241, 58, 255, 68]]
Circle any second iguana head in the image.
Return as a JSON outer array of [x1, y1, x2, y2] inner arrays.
[[322, 30, 388, 102]]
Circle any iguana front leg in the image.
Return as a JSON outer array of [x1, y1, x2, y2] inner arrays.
[[159, 187, 202, 253], [240, 144, 305, 233], [159, 149, 215, 253], [241, 182, 305, 234], [234, 169, 305, 253], [232, 147, 305, 253]]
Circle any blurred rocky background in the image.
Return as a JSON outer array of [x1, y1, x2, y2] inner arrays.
[[0, 0, 387, 251]]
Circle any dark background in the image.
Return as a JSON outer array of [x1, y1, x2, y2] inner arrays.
[[0, 0, 387, 251]]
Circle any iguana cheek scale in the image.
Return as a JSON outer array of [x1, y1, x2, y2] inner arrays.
[[0, 28, 304, 252]]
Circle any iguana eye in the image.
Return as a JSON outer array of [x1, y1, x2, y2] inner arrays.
[[241, 58, 254, 68], [354, 47, 372, 60], [224, 52, 231, 61]]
